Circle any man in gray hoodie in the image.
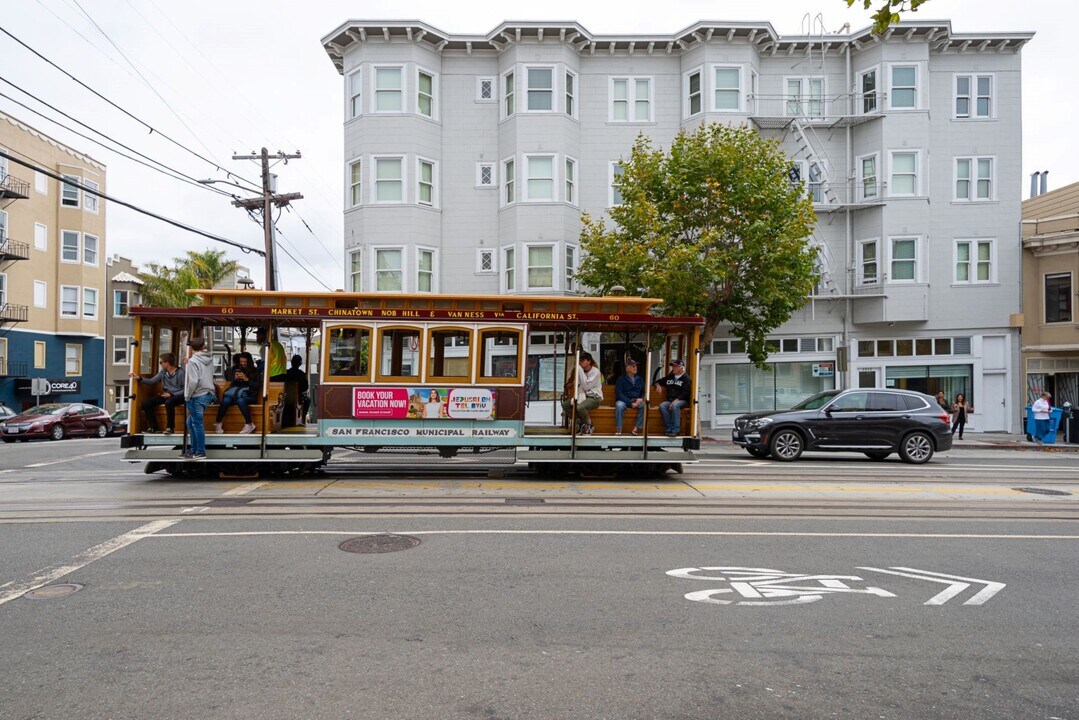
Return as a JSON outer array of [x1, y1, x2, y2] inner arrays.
[[182, 336, 216, 460], [130, 353, 185, 434]]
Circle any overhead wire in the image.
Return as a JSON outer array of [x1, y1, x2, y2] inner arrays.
[[0, 149, 264, 257], [239, 206, 334, 291]]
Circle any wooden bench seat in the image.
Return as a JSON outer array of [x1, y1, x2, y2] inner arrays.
[[566, 384, 691, 436], [145, 382, 285, 435]]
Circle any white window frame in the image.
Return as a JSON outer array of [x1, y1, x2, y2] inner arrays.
[[347, 68, 362, 118], [683, 66, 704, 119], [34, 222, 46, 251], [60, 229, 80, 263], [502, 69, 515, 118], [609, 161, 625, 208], [888, 63, 919, 110], [416, 156, 438, 207], [476, 248, 496, 275], [82, 287, 98, 319], [565, 156, 577, 206], [565, 68, 577, 118], [60, 285, 80, 317], [34, 279, 47, 308], [0, 209, 6, 244], [476, 162, 495, 189], [524, 65, 556, 113], [524, 154, 556, 202], [477, 77, 496, 103], [83, 233, 99, 266], [954, 238, 996, 284], [0, 272, 5, 307], [954, 73, 994, 119], [347, 157, 362, 207], [416, 67, 437, 120], [609, 76, 654, 122], [83, 179, 99, 214], [113, 289, 130, 317], [113, 336, 132, 366], [954, 156, 995, 202], [503, 245, 517, 293], [887, 236, 920, 284], [858, 153, 880, 200], [415, 245, 438, 293], [34, 341, 46, 369], [565, 245, 578, 293], [60, 174, 80, 208], [784, 76, 826, 118], [857, 66, 879, 114], [712, 65, 744, 112], [34, 170, 47, 195], [888, 150, 921, 198], [372, 155, 405, 204], [373, 65, 405, 113], [65, 344, 82, 377], [524, 243, 556, 291], [348, 249, 363, 292], [502, 156, 516, 206], [857, 239, 880, 285], [371, 245, 406, 292]]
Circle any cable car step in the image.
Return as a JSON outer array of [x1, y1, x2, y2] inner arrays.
[[124, 448, 324, 463], [516, 450, 697, 463]]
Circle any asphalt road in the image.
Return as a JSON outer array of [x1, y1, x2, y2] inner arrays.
[[1, 438, 1077, 719]]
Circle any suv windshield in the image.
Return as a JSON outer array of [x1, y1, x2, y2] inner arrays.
[[789, 389, 841, 411]]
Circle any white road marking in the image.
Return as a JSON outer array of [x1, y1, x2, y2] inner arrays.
[[21, 450, 120, 469], [180, 507, 209, 514], [221, 481, 268, 496], [0, 519, 180, 606], [860, 566, 1006, 605], [145, 529, 1079, 540]]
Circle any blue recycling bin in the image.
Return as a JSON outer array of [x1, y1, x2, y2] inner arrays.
[[1025, 406, 1063, 444]]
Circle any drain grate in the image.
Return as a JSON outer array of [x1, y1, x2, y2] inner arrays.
[[505, 498, 545, 505], [24, 583, 83, 600], [338, 534, 421, 554], [1014, 487, 1072, 497]]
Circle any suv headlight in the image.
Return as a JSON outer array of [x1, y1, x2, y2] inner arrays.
[[745, 417, 774, 430]]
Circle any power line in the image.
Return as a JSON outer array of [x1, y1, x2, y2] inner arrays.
[[0, 149, 264, 257], [283, 205, 344, 272], [240, 206, 334, 291], [0, 24, 263, 193], [0, 85, 238, 201]]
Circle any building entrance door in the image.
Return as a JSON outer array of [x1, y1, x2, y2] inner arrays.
[[982, 372, 1007, 432]]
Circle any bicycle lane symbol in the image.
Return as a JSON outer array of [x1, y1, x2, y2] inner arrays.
[[666, 566, 896, 606]]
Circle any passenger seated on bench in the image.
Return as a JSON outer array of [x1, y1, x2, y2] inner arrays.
[[615, 358, 645, 436], [283, 354, 310, 422], [213, 351, 260, 435], [130, 352, 184, 434], [561, 352, 603, 435], [655, 358, 691, 436]]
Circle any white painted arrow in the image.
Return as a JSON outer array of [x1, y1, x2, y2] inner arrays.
[[858, 566, 1005, 605]]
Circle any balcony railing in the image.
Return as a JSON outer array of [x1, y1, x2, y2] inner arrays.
[[0, 233, 30, 261], [0, 303, 29, 323], [749, 93, 887, 129], [804, 181, 888, 212], [0, 173, 31, 200], [0, 360, 28, 377]]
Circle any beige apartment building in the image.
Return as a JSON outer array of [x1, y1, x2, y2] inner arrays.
[[1021, 180, 1079, 409], [0, 111, 107, 410]]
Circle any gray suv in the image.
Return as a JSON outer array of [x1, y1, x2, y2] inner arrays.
[[731, 388, 954, 464]]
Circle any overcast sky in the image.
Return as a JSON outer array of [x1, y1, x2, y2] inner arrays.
[[1, 0, 1068, 291]]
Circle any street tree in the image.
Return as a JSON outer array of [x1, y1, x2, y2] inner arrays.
[[577, 124, 817, 366], [847, 0, 930, 34], [140, 249, 241, 307]]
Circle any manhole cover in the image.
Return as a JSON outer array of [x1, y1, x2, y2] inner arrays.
[[24, 583, 83, 600], [1014, 487, 1072, 497], [338, 534, 421, 554]]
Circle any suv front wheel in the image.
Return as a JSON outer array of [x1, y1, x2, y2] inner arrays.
[[769, 429, 804, 462], [899, 432, 934, 464]]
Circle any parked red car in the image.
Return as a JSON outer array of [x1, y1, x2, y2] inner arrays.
[[0, 403, 113, 442]]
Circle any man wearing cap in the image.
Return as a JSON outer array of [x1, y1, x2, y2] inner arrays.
[[1032, 391, 1052, 445], [655, 358, 692, 436], [614, 358, 645, 435]]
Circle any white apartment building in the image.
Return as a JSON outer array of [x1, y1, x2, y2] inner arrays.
[[321, 20, 1032, 431]]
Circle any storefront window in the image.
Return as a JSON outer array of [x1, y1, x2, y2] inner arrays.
[[885, 364, 972, 406], [714, 361, 836, 414]]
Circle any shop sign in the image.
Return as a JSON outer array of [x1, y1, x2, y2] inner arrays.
[[812, 363, 835, 378]]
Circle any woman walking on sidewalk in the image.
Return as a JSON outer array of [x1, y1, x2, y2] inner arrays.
[[951, 393, 970, 440]]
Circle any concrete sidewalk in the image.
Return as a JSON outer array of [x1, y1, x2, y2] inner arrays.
[[702, 430, 1079, 452]]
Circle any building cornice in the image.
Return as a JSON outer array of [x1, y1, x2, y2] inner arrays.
[[321, 19, 1034, 73], [0, 111, 105, 171]]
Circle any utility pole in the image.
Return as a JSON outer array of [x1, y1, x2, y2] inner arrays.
[[231, 148, 303, 291]]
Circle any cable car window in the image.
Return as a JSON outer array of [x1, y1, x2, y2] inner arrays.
[[329, 327, 371, 378], [479, 329, 520, 380], [429, 329, 471, 379], [379, 327, 421, 380]]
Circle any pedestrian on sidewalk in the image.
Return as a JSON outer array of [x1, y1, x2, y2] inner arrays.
[[935, 391, 949, 412], [1031, 391, 1052, 445], [950, 393, 970, 440]]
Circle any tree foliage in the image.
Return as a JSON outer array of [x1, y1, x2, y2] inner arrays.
[[140, 249, 241, 308], [577, 124, 817, 366], [847, 0, 930, 34]]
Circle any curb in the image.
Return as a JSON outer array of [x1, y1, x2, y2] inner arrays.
[[700, 437, 1079, 453]]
